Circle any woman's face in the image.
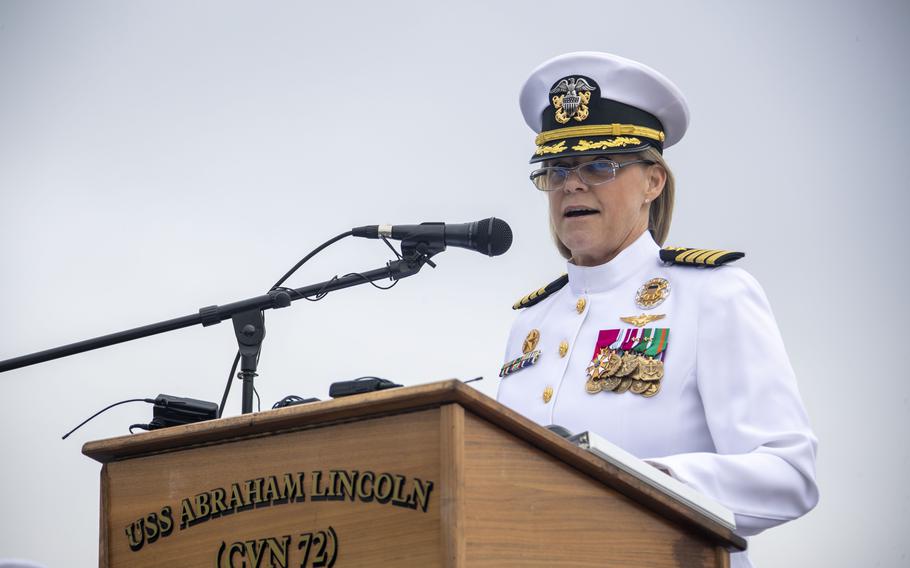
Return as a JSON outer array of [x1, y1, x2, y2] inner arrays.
[[546, 153, 665, 267]]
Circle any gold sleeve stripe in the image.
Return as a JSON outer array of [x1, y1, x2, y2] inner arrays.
[[693, 249, 719, 264], [535, 123, 665, 145], [660, 246, 744, 266], [676, 249, 706, 263], [705, 250, 732, 265], [513, 274, 570, 310], [512, 285, 546, 309]]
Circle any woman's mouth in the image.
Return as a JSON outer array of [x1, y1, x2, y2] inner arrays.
[[564, 207, 600, 218]]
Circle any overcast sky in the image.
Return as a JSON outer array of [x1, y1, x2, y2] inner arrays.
[[1, 1, 908, 566]]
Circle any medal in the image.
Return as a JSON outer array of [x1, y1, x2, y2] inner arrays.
[[641, 382, 661, 398], [601, 350, 622, 376], [585, 330, 622, 390], [602, 331, 627, 377], [615, 329, 641, 377], [637, 357, 664, 381], [591, 328, 622, 359], [585, 327, 670, 398], [635, 278, 670, 310], [616, 352, 640, 377], [634, 328, 654, 351], [586, 357, 603, 381], [614, 377, 633, 394]]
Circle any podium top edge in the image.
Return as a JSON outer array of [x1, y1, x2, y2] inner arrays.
[[81, 379, 746, 551], [82, 379, 473, 462]]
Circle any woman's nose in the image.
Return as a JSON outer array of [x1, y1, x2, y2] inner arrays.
[[562, 169, 588, 193]]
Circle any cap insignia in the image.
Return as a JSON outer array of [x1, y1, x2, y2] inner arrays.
[[550, 77, 595, 124]]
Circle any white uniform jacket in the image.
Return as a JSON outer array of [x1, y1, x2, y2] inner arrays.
[[497, 232, 818, 568]]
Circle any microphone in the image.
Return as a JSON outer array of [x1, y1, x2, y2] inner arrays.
[[352, 217, 513, 257]]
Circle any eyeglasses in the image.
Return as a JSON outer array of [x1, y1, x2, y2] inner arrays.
[[530, 159, 655, 191]]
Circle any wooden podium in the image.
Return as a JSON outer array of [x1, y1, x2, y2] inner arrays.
[[83, 380, 745, 567]]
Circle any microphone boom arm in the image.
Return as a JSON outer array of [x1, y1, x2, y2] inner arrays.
[[0, 241, 437, 413]]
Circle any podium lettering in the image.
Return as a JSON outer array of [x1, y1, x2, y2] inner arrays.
[[356, 471, 374, 502], [125, 506, 173, 552], [127, 469, 433, 553], [216, 535, 291, 568]]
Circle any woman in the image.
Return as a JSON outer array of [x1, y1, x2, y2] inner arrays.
[[497, 52, 818, 568]]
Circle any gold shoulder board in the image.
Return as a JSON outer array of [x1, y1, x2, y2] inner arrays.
[[660, 247, 745, 266], [512, 274, 569, 310]]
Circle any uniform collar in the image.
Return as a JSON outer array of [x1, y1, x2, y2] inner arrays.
[[567, 231, 658, 294]]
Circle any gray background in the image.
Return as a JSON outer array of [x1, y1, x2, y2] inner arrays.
[[1, 1, 907, 566]]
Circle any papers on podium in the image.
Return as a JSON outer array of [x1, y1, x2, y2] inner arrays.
[[569, 430, 736, 530]]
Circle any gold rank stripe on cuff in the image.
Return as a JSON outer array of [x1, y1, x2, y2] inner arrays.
[[659, 247, 745, 266], [512, 274, 570, 310], [535, 123, 666, 145]]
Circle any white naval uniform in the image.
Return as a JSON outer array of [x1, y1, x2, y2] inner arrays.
[[497, 232, 818, 568]]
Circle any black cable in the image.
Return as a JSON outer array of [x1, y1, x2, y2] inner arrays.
[[216, 230, 404, 417], [272, 274, 341, 302], [380, 236, 402, 259], [341, 270, 399, 291], [217, 231, 353, 418], [62, 398, 156, 440], [253, 386, 261, 412], [217, 351, 241, 418], [270, 230, 354, 291], [273, 395, 305, 409]]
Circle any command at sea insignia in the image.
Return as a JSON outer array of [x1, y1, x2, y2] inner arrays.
[[635, 278, 670, 309], [506, 247, 743, 397], [500, 328, 543, 378]]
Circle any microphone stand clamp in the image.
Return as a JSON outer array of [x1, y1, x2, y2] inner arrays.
[[400, 238, 444, 269], [231, 290, 291, 414]]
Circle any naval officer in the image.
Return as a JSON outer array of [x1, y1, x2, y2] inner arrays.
[[497, 52, 818, 568]]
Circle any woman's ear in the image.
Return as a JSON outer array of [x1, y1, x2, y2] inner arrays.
[[644, 163, 667, 202]]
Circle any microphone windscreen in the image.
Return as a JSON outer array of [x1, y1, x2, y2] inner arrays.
[[477, 217, 513, 257]]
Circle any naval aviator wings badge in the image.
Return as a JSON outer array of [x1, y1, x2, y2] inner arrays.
[[620, 313, 666, 327]]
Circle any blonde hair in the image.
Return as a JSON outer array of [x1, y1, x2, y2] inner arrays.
[[550, 146, 675, 259]]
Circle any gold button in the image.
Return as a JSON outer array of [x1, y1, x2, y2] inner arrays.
[[559, 341, 569, 358], [576, 297, 587, 314], [543, 386, 554, 403]]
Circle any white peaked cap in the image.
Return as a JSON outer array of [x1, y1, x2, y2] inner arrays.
[[520, 52, 690, 161]]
